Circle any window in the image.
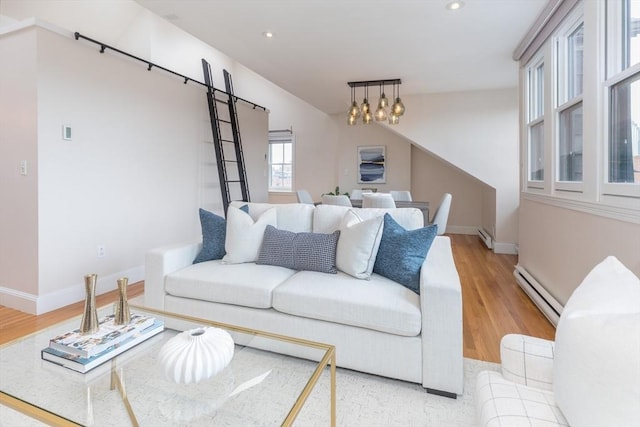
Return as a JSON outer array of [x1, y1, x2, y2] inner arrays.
[[518, 1, 640, 219], [558, 103, 583, 182], [609, 74, 640, 184], [268, 132, 293, 191], [526, 59, 545, 184], [606, 0, 640, 192], [556, 18, 584, 188]]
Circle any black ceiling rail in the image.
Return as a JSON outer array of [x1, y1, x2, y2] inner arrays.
[[73, 32, 266, 111]]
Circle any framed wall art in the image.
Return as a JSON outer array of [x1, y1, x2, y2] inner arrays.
[[357, 145, 386, 184]]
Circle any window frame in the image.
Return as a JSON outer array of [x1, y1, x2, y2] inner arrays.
[[519, 0, 640, 222], [525, 55, 546, 189], [267, 132, 294, 192], [554, 11, 585, 193], [602, 0, 640, 199]]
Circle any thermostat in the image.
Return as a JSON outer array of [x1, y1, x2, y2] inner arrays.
[[62, 125, 72, 141]]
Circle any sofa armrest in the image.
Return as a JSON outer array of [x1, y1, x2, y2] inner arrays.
[[500, 333, 555, 391], [144, 242, 202, 310], [420, 236, 463, 396]]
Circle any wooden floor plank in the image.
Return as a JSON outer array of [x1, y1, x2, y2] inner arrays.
[[0, 236, 555, 363]]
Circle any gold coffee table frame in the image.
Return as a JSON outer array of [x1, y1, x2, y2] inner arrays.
[[0, 304, 336, 427]]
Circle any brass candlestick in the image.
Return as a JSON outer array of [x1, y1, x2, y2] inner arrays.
[[114, 277, 131, 325], [80, 274, 99, 334]]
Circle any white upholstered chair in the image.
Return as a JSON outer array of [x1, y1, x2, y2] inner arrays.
[[430, 193, 452, 235], [390, 190, 412, 202], [321, 194, 352, 207], [362, 193, 396, 208], [475, 256, 640, 427], [296, 190, 314, 204]]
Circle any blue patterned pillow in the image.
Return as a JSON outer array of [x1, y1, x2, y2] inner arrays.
[[192, 205, 249, 264], [257, 225, 340, 273], [373, 214, 438, 294], [193, 208, 226, 263]]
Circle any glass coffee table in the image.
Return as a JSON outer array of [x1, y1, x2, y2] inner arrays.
[[0, 304, 336, 426]]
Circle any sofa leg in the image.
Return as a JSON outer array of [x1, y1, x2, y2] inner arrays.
[[426, 388, 457, 399]]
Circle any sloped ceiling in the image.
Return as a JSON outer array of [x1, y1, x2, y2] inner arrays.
[[136, 0, 548, 114]]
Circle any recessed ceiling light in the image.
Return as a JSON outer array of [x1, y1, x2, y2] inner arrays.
[[446, 1, 465, 10], [263, 31, 274, 38]]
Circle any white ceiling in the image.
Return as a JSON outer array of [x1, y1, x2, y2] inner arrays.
[[136, 0, 548, 114]]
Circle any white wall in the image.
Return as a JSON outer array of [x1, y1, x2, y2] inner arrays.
[[0, 1, 334, 313], [0, 25, 39, 311], [333, 115, 412, 196], [383, 89, 520, 251], [411, 147, 487, 234], [519, 198, 640, 305]]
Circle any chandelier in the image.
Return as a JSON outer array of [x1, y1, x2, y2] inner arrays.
[[347, 79, 404, 125]]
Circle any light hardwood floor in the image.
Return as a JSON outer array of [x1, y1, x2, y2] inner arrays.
[[0, 235, 555, 363]]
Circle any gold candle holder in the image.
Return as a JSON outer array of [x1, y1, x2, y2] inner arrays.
[[80, 274, 99, 334], [114, 277, 131, 325]]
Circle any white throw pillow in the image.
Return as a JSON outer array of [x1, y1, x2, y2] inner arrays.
[[222, 206, 277, 264], [554, 256, 640, 427], [336, 210, 383, 279]]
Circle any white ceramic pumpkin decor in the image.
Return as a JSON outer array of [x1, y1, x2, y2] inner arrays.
[[158, 327, 234, 384]]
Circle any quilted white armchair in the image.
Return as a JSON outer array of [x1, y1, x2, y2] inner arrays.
[[476, 256, 640, 426]]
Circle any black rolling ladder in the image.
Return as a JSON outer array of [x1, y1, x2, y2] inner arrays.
[[202, 59, 250, 213]]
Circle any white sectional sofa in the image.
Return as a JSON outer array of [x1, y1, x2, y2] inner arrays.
[[145, 202, 463, 397]]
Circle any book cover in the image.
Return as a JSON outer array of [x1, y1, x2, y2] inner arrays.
[[48, 313, 155, 358], [42, 319, 164, 373]]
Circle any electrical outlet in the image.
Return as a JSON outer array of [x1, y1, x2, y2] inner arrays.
[[97, 245, 106, 258], [20, 160, 27, 176]]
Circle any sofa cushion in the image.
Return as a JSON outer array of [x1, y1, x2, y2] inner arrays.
[[272, 270, 422, 336], [373, 214, 438, 294], [192, 208, 226, 264], [222, 206, 277, 264], [257, 225, 340, 273], [554, 256, 640, 427], [230, 201, 314, 232], [312, 204, 424, 234], [336, 210, 383, 279], [166, 260, 296, 308]]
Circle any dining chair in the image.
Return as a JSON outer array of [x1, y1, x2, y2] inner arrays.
[[430, 193, 452, 235], [321, 194, 352, 207], [296, 190, 314, 204], [390, 190, 413, 202], [350, 189, 373, 200], [362, 193, 396, 208]]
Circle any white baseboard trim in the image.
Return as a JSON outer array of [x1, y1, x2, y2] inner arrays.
[[446, 225, 477, 235], [0, 287, 38, 314], [493, 242, 518, 255], [0, 266, 144, 315]]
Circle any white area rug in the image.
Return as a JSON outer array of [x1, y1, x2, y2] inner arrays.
[[296, 357, 498, 426], [1, 356, 497, 426]]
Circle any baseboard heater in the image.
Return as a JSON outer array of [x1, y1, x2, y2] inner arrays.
[[477, 228, 493, 249], [513, 265, 563, 326]]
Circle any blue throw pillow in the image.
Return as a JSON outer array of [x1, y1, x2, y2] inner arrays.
[[193, 208, 226, 263], [373, 214, 438, 294]]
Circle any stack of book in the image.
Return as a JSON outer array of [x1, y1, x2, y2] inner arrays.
[[41, 313, 164, 373]]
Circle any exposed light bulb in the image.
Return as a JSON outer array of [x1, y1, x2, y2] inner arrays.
[[348, 101, 361, 118], [361, 98, 370, 115], [375, 104, 388, 121]]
